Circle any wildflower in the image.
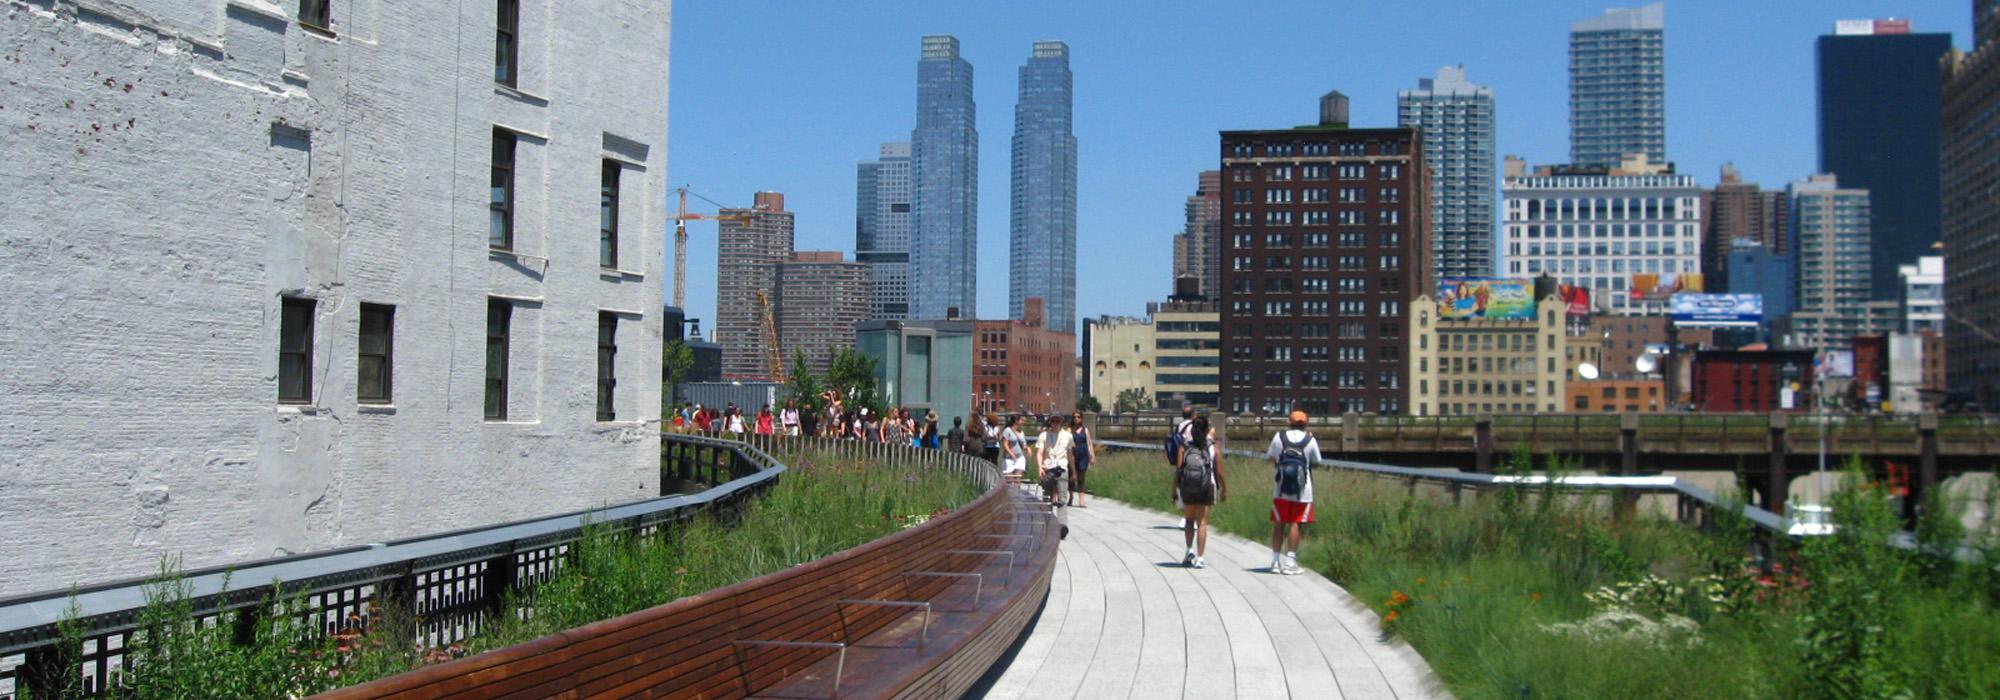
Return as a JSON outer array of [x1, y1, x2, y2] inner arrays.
[[1389, 590, 1412, 606], [1384, 610, 1400, 623], [1415, 576, 1426, 586], [1530, 592, 1542, 602]]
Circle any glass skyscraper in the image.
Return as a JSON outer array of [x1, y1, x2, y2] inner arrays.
[[910, 35, 978, 320], [856, 142, 912, 319], [1569, 3, 1665, 169], [1399, 66, 1496, 279], [1815, 23, 1950, 301], [1009, 41, 1078, 334]]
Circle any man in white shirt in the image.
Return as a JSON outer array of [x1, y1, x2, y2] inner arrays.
[[1265, 410, 1321, 575], [1035, 416, 1074, 507]]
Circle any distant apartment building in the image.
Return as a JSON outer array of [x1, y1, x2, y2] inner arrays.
[[1817, 20, 1950, 300], [1690, 350, 1818, 413], [974, 297, 1076, 414], [1408, 296, 1573, 416], [1784, 175, 1884, 351], [1900, 256, 1944, 334], [1009, 41, 1079, 335], [1083, 300, 1221, 411], [0, 3, 670, 593], [1703, 164, 1789, 292], [1172, 171, 1224, 300], [910, 35, 979, 320], [777, 252, 871, 377], [1499, 155, 1702, 314], [857, 320, 974, 424], [716, 192, 794, 379], [1569, 3, 1667, 169], [1943, 3, 2000, 405], [856, 142, 913, 319], [1399, 66, 1497, 278], [1568, 378, 1671, 413], [1219, 92, 1432, 416]]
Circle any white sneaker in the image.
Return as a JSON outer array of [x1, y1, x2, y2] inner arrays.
[[1270, 555, 1285, 573], [1193, 557, 1208, 569], [1183, 550, 1196, 567], [1282, 554, 1304, 575]]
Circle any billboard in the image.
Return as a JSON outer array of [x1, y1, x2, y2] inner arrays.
[[1438, 278, 1533, 320], [1669, 293, 1763, 327], [1556, 283, 1592, 317], [1818, 349, 1856, 379], [1631, 273, 1705, 301]]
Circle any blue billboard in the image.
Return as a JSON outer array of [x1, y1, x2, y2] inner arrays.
[[1669, 294, 1763, 327]]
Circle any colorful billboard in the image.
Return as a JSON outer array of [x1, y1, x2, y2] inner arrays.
[[1631, 273, 1705, 301], [1556, 283, 1592, 317], [1438, 278, 1533, 320], [1669, 293, 1763, 327]]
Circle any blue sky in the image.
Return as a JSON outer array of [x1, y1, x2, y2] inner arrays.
[[667, 1, 1969, 331]]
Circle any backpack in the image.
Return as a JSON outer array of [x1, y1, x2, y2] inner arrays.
[[1177, 444, 1213, 498], [1164, 421, 1188, 465], [1276, 432, 1312, 499]]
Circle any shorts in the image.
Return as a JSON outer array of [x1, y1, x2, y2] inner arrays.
[[1180, 485, 1216, 507], [1003, 456, 1027, 474], [1041, 468, 1068, 501], [1271, 499, 1315, 524]]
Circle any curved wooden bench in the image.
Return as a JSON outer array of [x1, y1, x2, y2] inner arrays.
[[316, 439, 1059, 699]]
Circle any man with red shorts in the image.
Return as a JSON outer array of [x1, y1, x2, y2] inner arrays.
[[1265, 410, 1321, 575]]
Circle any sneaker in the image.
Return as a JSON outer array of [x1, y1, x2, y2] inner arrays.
[[1193, 557, 1208, 569], [1282, 554, 1304, 575], [1270, 555, 1285, 574], [1183, 550, 1196, 567]]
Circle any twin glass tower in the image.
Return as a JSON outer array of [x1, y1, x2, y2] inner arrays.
[[890, 36, 1076, 334]]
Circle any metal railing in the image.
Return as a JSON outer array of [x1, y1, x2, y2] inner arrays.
[[1098, 439, 1792, 537], [0, 434, 783, 698]]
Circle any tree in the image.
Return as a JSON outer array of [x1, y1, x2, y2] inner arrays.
[[824, 348, 885, 415], [785, 351, 825, 413], [1075, 395, 1102, 413], [662, 339, 694, 407], [1114, 387, 1152, 414]]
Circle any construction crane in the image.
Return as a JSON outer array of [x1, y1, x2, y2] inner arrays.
[[756, 291, 787, 383], [670, 187, 753, 309]]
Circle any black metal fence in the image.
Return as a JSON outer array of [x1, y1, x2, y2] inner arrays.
[[0, 434, 781, 698]]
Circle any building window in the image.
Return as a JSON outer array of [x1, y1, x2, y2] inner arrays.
[[490, 128, 517, 250], [600, 160, 621, 268], [358, 304, 393, 404], [495, 0, 519, 86], [279, 297, 315, 403], [299, 0, 331, 31], [486, 299, 512, 420], [597, 313, 617, 421]]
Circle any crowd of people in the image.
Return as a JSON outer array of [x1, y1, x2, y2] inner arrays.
[[667, 392, 1322, 576]]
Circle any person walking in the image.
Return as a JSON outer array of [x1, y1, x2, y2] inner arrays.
[[780, 399, 801, 437], [1000, 415, 1029, 485], [946, 416, 968, 454], [921, 412, 940, 449], [725, 406, 746, 436], [1035, 415, 1074, 507], [693, 404, 712, 435], [755, 404, 774, 436], [1172, 414, 1225, 568], [1170, 405, 1196, 528], [1069, 412, 1096, 507], [983, 415, 1004, 464], [1266, 410, 1321, 575]]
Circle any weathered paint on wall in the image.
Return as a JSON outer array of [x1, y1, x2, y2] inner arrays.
[[0, 0, 670, 594]]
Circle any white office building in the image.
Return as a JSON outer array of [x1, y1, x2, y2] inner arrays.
[[1500, 155, 1702, 314], [1900, 255, 1945, 334], [0, 2, 670, 593], [1399, 66, 1498, 278]]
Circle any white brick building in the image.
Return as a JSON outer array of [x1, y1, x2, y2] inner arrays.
[[0, 1, 669, 594]]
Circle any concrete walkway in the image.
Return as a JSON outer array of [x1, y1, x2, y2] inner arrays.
[[979, 497, 1446, 700]]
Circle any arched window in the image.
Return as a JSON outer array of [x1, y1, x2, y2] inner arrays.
[[1114, 361, 1127, 370]]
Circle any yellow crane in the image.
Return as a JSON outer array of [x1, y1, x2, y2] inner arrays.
[[756, 291, 787, 383], [669, 187, 753, 309]]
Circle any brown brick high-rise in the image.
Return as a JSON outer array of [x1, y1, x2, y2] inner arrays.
[[1219, 92, 1432, 416]]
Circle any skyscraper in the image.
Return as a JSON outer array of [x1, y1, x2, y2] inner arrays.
[[1218, 92, 1432, 417], [856, 142, 912, 319], [1569, 3, 1666, 169], [1816, 20, 1950, 300], [1399, 66, 1496, 278], [777, 252, 872, 377], [910, 35, 978, 320], [1172, 171, 1222, 300], [716, 192, 794, 379], [1784, 175, 1879, 351], [1009, 41, 1079, 335], [1703, 163, 1788, 293], [1943, 1, 2000, 405]]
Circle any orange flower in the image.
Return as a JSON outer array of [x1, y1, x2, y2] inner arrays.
[[1416, 577, 1426, 586], [1389, 590, 1412, 606], [1383, 610, 1400, 623], [1530, 592, 1542, 602]]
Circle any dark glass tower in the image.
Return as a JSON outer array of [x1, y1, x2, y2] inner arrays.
[[910, 35, 978, 320], [1009, 41, 1078, 334], [1815, 27, 1950, 300]]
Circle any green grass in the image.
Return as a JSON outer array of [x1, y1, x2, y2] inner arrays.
[[1085, 449, 2000, 699], [44, 452, 980, 699]]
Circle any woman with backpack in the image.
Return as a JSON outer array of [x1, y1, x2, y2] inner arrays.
[[1172, 415, 1225, 569], [1068, 412, 1095, 508]]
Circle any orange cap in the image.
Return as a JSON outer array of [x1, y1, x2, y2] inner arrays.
[[1289, 410, 1309, 424]]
